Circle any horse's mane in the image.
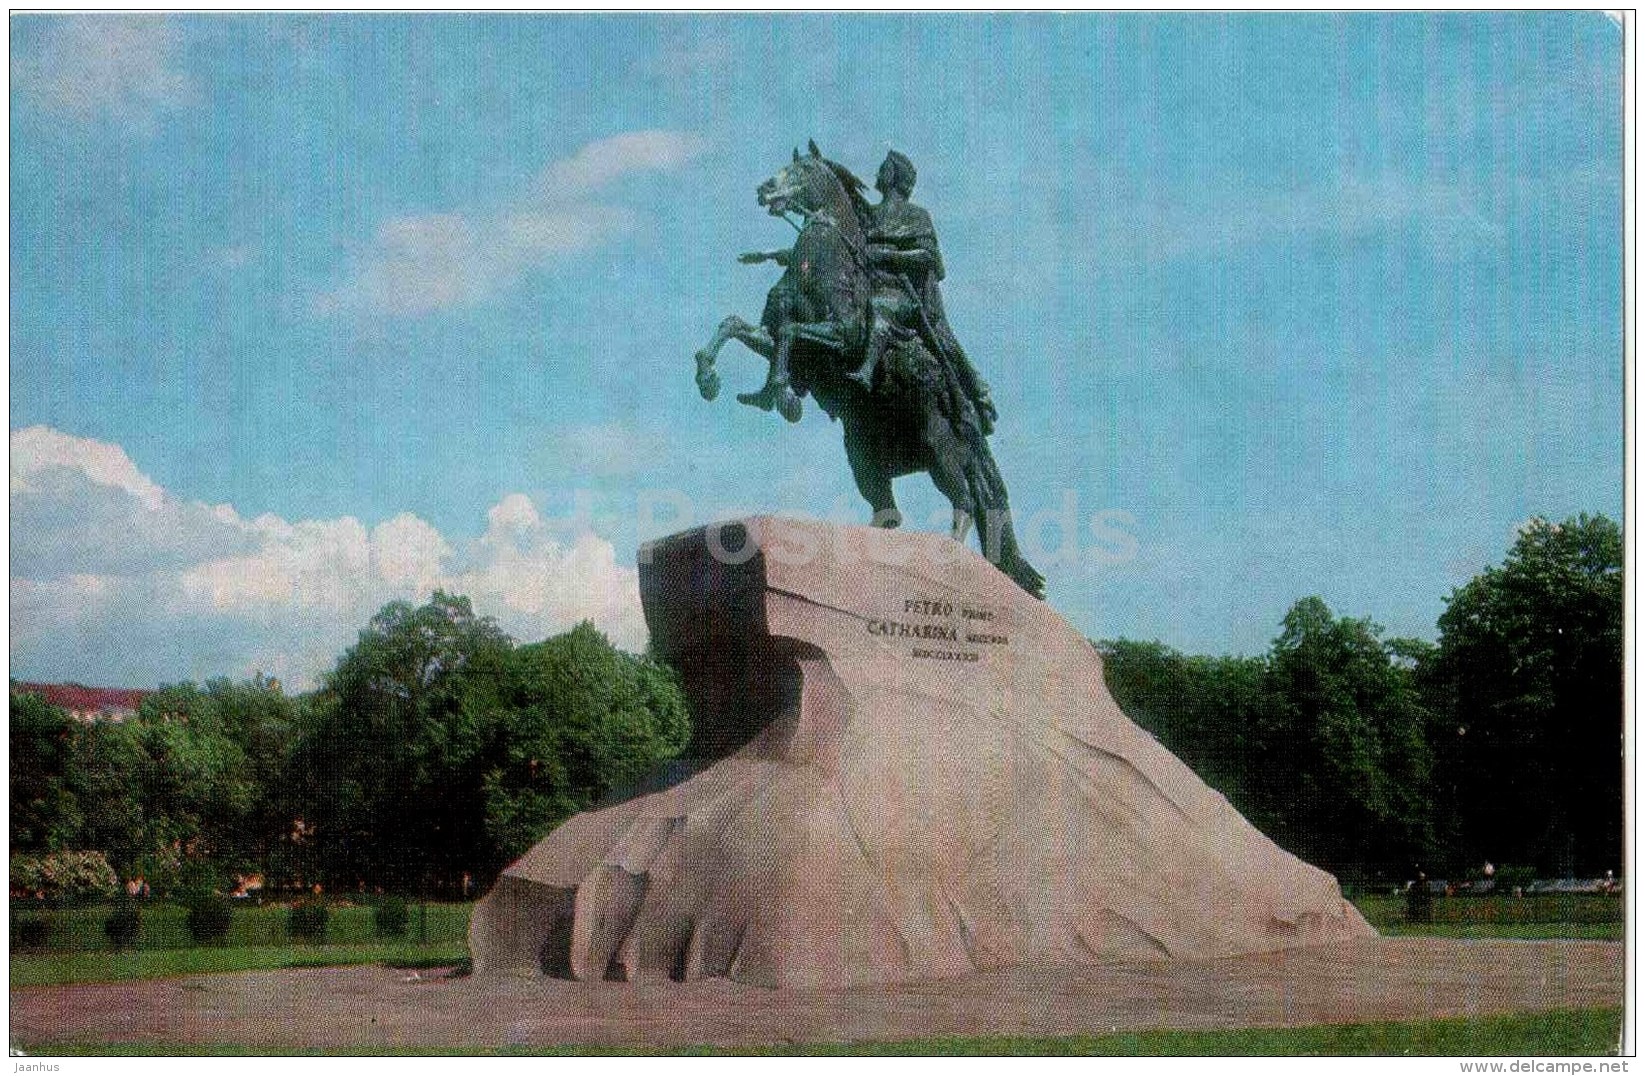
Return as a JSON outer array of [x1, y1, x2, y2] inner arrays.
[[780, 149, 875, 282], [823, 160, 874, 226], [780, 142, 876, 235]]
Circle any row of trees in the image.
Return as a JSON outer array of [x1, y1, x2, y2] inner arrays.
[[11, 594, 689, 897], [11, 514, 1621, 897], [1101, 514, 1623, 884]]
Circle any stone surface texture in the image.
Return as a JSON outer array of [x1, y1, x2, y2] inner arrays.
[[469, 518, 1373, 989]]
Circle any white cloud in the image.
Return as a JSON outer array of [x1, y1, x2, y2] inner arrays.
[[11, 425, 254, 579], [540, 130, 709, 196], [12, 424, 164, 506], [13, 15, 197, 135], [448, 507, 641, 647], [10, 427, 646, 690], [371, 513, 452, 591], [486, 492, 541, 532], [344, 214, 489, 317], [326, 130, 707, 317]]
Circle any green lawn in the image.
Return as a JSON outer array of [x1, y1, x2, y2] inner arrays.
[[1352, 893, 1623, 941], [13, 895, 1624, 987], [11, 899, 472, 952], [10, 943, 470, 987], [10, 900, 473, 987], [13, 898, 1622, 1055], [24, 1008, 1624, 1056], [1372, 922, 1622, 941]]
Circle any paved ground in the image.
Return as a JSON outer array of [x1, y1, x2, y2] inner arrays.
[[11, 939, 1623, 1052]]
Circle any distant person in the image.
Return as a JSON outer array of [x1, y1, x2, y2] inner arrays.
[[1406, 869, 1433, 923]]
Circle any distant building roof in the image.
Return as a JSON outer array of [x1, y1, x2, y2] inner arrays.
[[12, 682, 152, 720]]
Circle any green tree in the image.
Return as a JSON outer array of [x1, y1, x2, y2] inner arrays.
[[1102, 600, 1435, 886], [192, 677, 299, 872], [1425, 514, 1623, 875], [1256, 598, 1435, 882], [290, 597, 692, 892], [132, 685, 259, 868], [64, 719, 147, 869], [9, 691, 84, 853], [289, 592, 514, 889], [482, 622, 691, 871], [46, 679, 290, 884], [1097, 640, 1263, 804]]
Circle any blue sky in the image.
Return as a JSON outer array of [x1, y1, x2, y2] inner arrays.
[[10, 13, 1624, 688]]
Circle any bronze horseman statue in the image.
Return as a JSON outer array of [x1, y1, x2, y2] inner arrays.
[[694, 142, 1045, 599]]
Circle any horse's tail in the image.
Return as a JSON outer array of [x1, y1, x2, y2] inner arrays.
[[965, 438, 1046, 600]]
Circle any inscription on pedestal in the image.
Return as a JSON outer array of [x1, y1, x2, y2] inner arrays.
[[865, 597, 1010, 662]]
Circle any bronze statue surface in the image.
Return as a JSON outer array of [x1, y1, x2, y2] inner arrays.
[[694, 143, 1045, 598]]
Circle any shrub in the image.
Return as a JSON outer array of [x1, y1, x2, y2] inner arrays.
[[8, 851, 119, 904], [11, 912, 50, 951], [1405, 881, 1434, 923], [288, 900, 329, 943], [131, 847, 184, 897], [183, 893, 233, 944], [374, 896, 409, 939], [171, 860, 223, 901], [104, 899, 142, 949]]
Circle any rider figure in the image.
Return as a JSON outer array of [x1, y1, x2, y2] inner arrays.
[[736, 149, 998, 435], [855, 151, 997, 434]]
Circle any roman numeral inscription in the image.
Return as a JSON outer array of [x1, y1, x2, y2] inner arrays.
[[864, 598, 1010, 661]]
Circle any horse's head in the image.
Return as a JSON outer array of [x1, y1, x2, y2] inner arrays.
[[756, 141, 868, 227], [756, 147, 825, 218]]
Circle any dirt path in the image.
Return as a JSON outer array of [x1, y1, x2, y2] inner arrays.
[[11, 939, 1623, 1052]]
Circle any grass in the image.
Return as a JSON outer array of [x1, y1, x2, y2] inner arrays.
[[12, 894, 1624, 988], [1372, 922, 1622, 941], [10, 898, 472, 952], [10, 943, 471, 987], [13, 896, 1622, 1055], [22, 1007, 1624, 1056], [9, 899, 473, 987], [1353, 893, 1622, 939]]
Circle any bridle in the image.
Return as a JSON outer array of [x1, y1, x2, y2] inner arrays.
[[771, 160, 873, 282]]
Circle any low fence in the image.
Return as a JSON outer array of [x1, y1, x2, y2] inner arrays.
[[1354, 892, 1623, 929], [9, 898, 474, 953]]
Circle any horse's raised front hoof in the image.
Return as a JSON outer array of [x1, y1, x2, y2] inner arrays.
[[694, 353, 720, 400]]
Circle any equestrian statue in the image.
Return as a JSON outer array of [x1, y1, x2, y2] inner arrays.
[[693, 142, 1045, 599]]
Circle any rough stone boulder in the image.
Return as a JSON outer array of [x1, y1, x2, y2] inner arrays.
[[469, 517, 1373, 989]]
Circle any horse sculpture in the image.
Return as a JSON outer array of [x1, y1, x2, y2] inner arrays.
[[693, 144, 1046, 599]]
